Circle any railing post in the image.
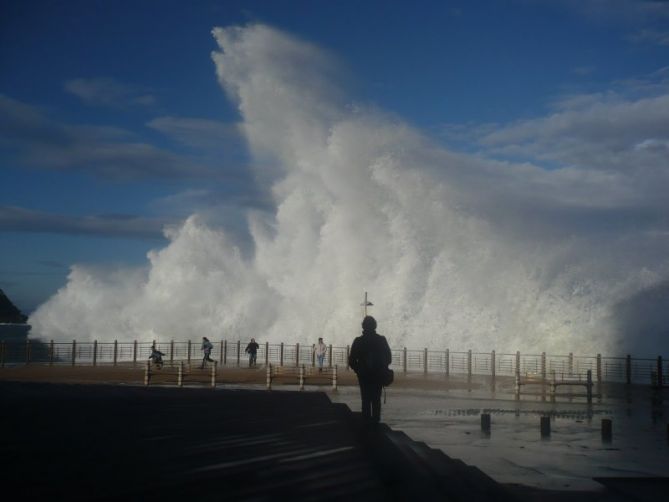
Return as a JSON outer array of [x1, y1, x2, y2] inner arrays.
[[568, 352, 574, 376], [133, 340, 138, 366], [658, 356, 664, 388], [515, 351, 521, 378], [312, 344, 316, 367], [220, 341, 225, 364], [625, 354, 632, 385], [596, 354, 602, 386], [587, 369, 593, 404], [491, 350, 496, 380], [280, 343, 284, 366], [236, 340, 241, 367], [170, 340, 175, 363], [71, 340, 76, 367], [541, 352, 546, 380], [402, 347, 407, 374], [223, 340, 228, 365], [299, 365, 304, 390], [328, 344, 333, 367], [265, 342, 269, 366], [332, 365, 338, 391], [467, 349, 472, 380], [424, 348, 428, 375], [296, 343, 300, 367], [113, 340, 118, 366], [346, 345, 350, 370], [187, 340, 192, 366], [25, 339, 31, 365], [49, 340, 54, 366], [551, 370, 556, 402], [144, 360, 151, 387], [266, 364, 272, 390], [211, 361, 217, 389], [92, 340, 98, 367], [515, 373, 520, 399], [445, 349, 449, 377]]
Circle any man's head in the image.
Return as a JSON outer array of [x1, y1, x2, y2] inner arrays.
[[318, 337, 323, 342], [362, 316, 377, 332], [251, 338, 255, 342]]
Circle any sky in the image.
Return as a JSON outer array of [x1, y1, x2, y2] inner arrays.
[[1, 1, 669, 354]]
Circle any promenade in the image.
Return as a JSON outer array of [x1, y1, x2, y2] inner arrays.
[[1, 367, 667, 501]]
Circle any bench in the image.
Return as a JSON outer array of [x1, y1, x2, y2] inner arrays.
[[515, 370, 595, 403], [266, 364, 338, 390], [144, 360, 218, 388]]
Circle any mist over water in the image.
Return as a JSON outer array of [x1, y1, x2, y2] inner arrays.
[[30, 25, 669, 356]]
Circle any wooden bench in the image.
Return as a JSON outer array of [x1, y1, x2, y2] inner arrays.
[[266, 364, 338, 390], [144, 360, 218, 388]]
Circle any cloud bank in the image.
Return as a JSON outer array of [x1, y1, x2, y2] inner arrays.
[[30, 25, 669, 356]]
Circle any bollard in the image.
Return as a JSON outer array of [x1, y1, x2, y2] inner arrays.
[[299, 365, 305, 391], [332, 365, 338, 391], [92, 340, 97, 367], [481, 413, 491, 434], [266, 363, 272, 390], [72, 340, 77, 366], [144, 360, 151, 386], [178, 362, 184, 387], [540, 416, 551, 438], [424, 348, 428, 375], [445, 349, 449, 377], [211, 361, 217, 389], [515, 373, 520, 399], [49, 340, 54, 366], [601, 418, 612, 442], [113, 340, 118, 367], [625, 354, 632, 385], [658, 356, 664, 388]]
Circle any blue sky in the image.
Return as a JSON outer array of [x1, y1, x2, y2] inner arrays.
[[2, 0, 669, 314]]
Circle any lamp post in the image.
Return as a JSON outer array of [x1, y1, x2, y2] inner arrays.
[[360, 291, 373, 317]]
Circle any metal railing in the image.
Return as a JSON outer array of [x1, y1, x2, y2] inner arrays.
[[1, 339, 666, 387]]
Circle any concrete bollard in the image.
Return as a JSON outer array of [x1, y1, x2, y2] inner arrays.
[[540, 416, 551, 437], [601, 418, 612, 442], [266, 364, 272, 390], [299, 365, 305, 391], [514, 373, 520, 399], [332, 365, 338, 391], [481, 413, 491, 433]]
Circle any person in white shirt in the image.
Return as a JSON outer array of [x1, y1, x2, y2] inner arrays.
[[314, 337, 327, 372]]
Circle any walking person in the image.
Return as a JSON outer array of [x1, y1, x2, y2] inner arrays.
[[245, 338, 259, 367], [348, 316, 392, 424], [314, 337, 327, 372], [200, 337, 215, 369], [148, 342, 164, 370]]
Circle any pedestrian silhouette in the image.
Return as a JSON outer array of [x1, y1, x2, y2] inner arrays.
[[348, 316, 392, 424]]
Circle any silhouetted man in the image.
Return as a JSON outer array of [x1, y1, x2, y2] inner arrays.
[[349, 316, 392, 424]]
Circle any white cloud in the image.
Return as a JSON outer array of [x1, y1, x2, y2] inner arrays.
[[30, 24, 669, 357], [64, 78, 156, 108]]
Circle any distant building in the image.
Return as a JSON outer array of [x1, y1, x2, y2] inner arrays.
[[0, 289, 31, 342]]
